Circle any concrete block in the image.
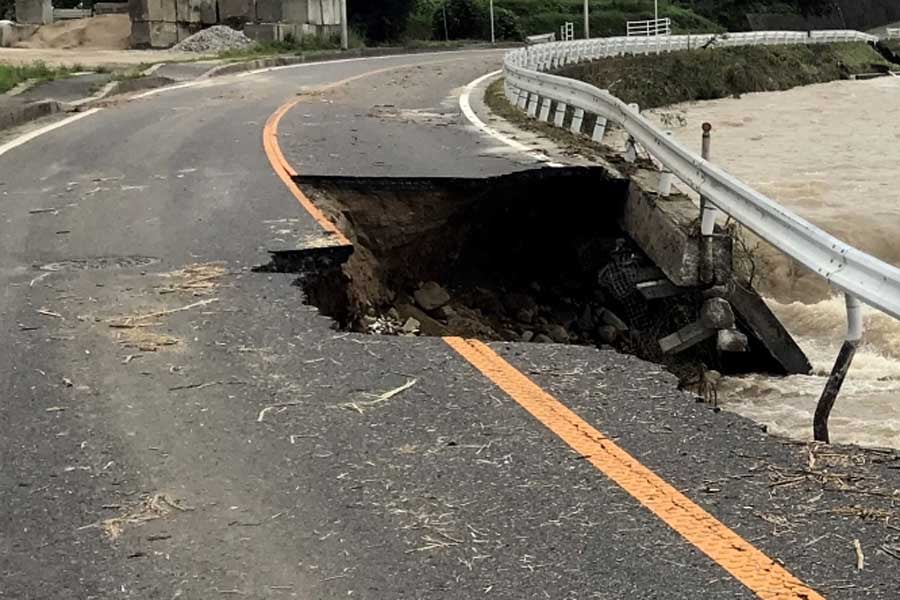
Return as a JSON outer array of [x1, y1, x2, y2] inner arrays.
[[149, 20, 178, 47], [659, 321, 716, 355], [307, 0, 338, 24], [129, 0, 148, 22], [197, 0, 216, 24], [176, 0, 202, 23], [622, 176, 731, 287], [14, 0, 51, 25], [727, 280, 812, 375], [130, 19, 151, 46], [255, 0, 282, 23], [145, 0, 177, 22], [219, 0, 255, 22], [281, 0, 308, 24], [176, 21, 200, 41], [700, 297, 735, 330], [0, 100, 59, 131], [0, 21, 37, 46], [717, 329, 749, 353], [244, 22, 276, 42]]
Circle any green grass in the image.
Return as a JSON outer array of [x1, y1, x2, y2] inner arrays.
[[217, 33, 360, 60], [0, 62, 77, 94], [556, 42, 895, 109], [883, 39, 900, 54]]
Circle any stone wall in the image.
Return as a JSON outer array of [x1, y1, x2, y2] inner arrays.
[[129, 0, 342, 48]]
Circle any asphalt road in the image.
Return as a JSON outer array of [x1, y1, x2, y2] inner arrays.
[[1, 49, 899, 600]]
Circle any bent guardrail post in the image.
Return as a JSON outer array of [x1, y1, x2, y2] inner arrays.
[[813, 294, 864, 443]]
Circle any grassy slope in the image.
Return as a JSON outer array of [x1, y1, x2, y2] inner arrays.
[[555, 42, 894, 109], [0, 62, 76, 94]]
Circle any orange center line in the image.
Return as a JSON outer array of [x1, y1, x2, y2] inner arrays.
[[444, 337, 824, 600]]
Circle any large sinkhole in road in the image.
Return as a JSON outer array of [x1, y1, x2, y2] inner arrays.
[[271, 167, 773, 383]]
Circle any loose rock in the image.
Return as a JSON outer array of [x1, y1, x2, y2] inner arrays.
[[171, 25, 255, 53], [546, 324, 570, 344], [414, 281, 450, 311]]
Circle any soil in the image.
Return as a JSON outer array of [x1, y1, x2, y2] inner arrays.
[[266, 169, 778, 389], [16, 15, 131, 50]]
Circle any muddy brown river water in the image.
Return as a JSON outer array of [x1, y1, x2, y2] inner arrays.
[[650, 76, 900, 448]]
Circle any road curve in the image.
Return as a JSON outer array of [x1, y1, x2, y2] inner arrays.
[[1, 49, 898, 600]]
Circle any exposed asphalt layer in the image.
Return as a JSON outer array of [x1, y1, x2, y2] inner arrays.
[[1, 49, 898, 600]]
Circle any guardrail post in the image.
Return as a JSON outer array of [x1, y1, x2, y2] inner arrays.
[[527, 94, 540, 118], [658, 132, 674, 196], [570, 108, 585, 134], [623, 103, 640, 162], [539, 97, 552, 121], [517, 90, 529, 110], [554, 102, 567, 127], [699, 122, 721, 284], [592, 117, 608, 142], [813, 294, 863, 443]]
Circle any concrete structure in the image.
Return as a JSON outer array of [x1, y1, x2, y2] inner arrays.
[[14, 0, 52, 25], [129, 0, 343, 48]]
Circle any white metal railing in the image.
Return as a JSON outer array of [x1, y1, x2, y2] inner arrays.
[[502, 29, 896, 441], [627, 17, 671, 37], [887, 28, 900, 40]]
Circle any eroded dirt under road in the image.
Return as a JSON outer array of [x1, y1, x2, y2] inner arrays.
[[260, 167, 788, 389]]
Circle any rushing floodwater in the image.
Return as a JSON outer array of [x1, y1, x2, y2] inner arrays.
[[650, 76, 900, 448]]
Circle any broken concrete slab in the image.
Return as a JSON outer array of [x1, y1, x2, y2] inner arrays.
[[621, 176, 731, 287], [728, 280, 812, 375]]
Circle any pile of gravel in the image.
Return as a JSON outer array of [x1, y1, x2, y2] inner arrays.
[[171, 25, 255, 53]]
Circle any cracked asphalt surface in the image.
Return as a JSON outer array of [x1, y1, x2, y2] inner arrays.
[[1, 49, 899, 599]]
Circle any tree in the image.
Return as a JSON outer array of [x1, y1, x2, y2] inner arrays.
[[432, 0, 487, 40], [349, 0, 417, 42]]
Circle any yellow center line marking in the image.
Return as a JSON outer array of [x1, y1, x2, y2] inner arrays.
[[444, 337, 824, 600]]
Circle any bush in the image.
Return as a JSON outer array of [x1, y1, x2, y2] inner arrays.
[[494, 7, 525, 40]]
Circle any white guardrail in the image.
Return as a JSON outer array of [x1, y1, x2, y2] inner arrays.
[[627, 17, 671, 37], [887, 28, 900, 40], [503, 29, 898, 440]]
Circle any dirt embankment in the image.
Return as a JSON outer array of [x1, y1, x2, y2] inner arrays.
[[555, 42, 896, 109], [15, 15, 131, 50]]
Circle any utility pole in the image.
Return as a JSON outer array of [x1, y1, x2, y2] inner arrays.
[[340, 0, 348, 50], [583, 0, 589, 39], [490, 0, 495, 44]]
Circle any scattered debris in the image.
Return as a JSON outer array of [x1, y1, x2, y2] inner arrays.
[[62, 377, 74, 387], [257, 401, 306, 423], [853, 538, 865, 571], [45, 406, 66, 412], [37, 309, 63, 319], [337, 379, 418, 414], [80, 493, 193, 541], [158, 263, 227, 296], [29, 207, 59, 215], [171, 25, 254, 53], [109, 298, 219, 328], [169, 381, 221, 392]]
